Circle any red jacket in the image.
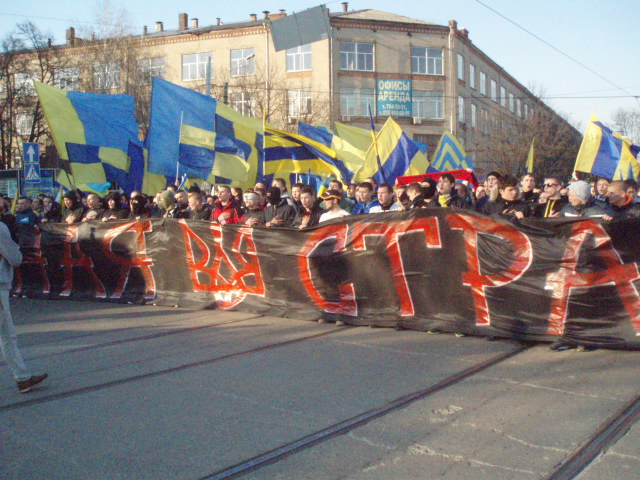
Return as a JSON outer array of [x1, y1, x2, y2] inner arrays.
[[211, 200, 243, 224]]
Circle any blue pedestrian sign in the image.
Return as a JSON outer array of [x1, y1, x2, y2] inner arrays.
[[23, 142, 40, 164], [25, 163, 41, 184]]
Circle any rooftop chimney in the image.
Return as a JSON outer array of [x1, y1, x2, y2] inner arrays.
[[216, 17, 221, 25], [449, 20, 458, 32], [342, 2, 349, 12], [191, 18, 199, 29], [270, 10, 286, 20], [263, 10, 270, 20], [250, 13, 257, 22], [155, 21, 164, 33], [179, 13, 188, 30], [65, 27, 75, 46], [459, 28, 469, 39], [143, 25, 148, 35]]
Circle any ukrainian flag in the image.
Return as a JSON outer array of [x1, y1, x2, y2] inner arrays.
[[428, 131, 474, 172], [34, 81, 137, 188], [214, 101, 263, 189], [147, 78, 254, 187], [525, 138, 535, 174], [126, 141, 167, 195], [575, 114, 640, 180], [353, 117, 429, 185], [263, 125, 346, 181]]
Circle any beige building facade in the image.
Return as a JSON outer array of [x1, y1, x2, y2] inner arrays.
[[12, 4, 571, 174]]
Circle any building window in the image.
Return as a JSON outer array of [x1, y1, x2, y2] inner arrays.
[[230, 92, 255, 117], [524, 103, 529, 120], [479, 71, 486, 95], [286, 44, 312, 72], [182, 53, 213, 81], [53, 67, 80, 91], [14, 73, 35, 96], [490, 79, 497, 102], [482, 108, 489, 134], [411, 47, 443, 75], [509, 92, 515, 113], [230, 49, 255, 76], [288, 89, 312, 117], [93, 63, 120, 90], [470, 103, 477, 128], [16, 113, 33, 136], [341, 42, 374, 71], [457, 54, 464, 81], [412, 91, 444, 120], [517, 98, 522, 117], [469, 64, 476, 89], [500, 86, 507, 107], [458, 96, 465, 123], [137, 58, 166, 84], [340, 88, 375, 117]]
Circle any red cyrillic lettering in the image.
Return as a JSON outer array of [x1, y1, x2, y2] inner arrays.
[[351, 217, 442, 316], [298, 224, 357, 316], [447, 213, 532, 326], [546, 221, 640, 335]]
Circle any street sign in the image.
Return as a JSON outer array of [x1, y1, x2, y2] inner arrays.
[[24, 163, 41, 184], [23, 142, 40, 164]]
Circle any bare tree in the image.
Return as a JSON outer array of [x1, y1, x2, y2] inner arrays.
[[613, 107, 640, 144], [0, 21, 68, 169]]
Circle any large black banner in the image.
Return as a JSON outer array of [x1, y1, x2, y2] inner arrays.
[[14, 209, 640, 349]]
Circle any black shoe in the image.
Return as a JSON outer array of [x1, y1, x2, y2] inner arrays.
[[549, 340, 576, 352], [17, 374, 48, 394], [576, 345, 597, 352]]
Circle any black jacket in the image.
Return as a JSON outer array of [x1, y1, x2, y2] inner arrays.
[[484, 198, 530, 219]]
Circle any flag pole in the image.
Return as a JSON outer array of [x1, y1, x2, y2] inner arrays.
[[368, 105, 386, 183], [176, 110, 184, 185]]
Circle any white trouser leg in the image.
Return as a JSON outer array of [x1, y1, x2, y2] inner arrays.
[[0, 290, 31, 381]]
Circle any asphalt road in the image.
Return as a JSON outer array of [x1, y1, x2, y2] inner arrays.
[[1, 298, 639, 479]]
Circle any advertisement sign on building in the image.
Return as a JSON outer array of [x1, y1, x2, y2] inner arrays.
[[376, 79, 412, 117]]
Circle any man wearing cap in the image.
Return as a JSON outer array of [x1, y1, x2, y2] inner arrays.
[[560, 181, 610, 218], [319, 190, 350, 223]]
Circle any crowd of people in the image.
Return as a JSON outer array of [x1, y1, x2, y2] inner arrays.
[[2, 171, 640, 360], [3, 173, 639, 240]]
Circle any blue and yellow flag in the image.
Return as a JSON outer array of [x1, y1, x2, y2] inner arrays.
[[353, 117, 429, 185], [147, 78, 256, 187], [34, 81, 137, 187], [574, 114, 640, 181], [263, 125, 347, 181], [525, 138, 535, 174], [428, 131, 474, 172]]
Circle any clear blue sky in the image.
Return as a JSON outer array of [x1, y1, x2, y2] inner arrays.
[[4, 0, 639, 131]]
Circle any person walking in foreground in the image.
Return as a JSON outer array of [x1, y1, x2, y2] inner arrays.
[[0, 222, 48, 393]]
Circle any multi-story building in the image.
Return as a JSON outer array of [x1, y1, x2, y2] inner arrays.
[[6, 3, 577, 177]]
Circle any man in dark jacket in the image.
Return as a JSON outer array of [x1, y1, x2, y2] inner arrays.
[[428, 173, 470, 209], [603, 180, 640, 220], [484, 175, 530, 219], [264, 186, 297, 228], [534, 176, 568, 217], [240, 190, 265, 226], [293, 186, 323, 229]]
